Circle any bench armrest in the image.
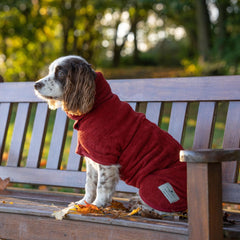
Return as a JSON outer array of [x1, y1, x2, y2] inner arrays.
[[180, 148, 240, 163], [179, 149, 240, 240]]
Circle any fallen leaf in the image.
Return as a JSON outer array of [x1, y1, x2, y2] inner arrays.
[[0, 177, 10, 191], [74, 201, 104, 215], [128, 207, 141, 216], [52, 202, 75, 220]]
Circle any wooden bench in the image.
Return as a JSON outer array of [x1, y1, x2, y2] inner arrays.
[[0, 76, 240, 240]]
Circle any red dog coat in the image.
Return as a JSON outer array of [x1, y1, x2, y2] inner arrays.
[[68, 72, 187, 212]]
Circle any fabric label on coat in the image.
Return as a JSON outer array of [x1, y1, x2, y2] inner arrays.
[[158, 182, 180, 204]]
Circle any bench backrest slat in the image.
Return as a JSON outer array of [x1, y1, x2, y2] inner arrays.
[[46, 109, 68, 169], [26, 103, 49, 168], [7, 103, 31, 167], [145, 102, 163, 125], [193, 102, 217, 149], [168, 102, 188, 144], [0, 103, 11, 163], [222, 101, 240, 183], [129, 102, 137, 111], [109, 76, 240, 102], [67, 129, 82, 171]]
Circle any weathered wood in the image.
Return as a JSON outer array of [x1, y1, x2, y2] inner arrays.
[[0, 166, 137, 192], [222, 101, 240, 183], [168, 102, 188, 143], [129, 102, 137, 111], [193, 102, 217, 149], [110, 76, 240, 102], [180, 149, 240, 163], [0, 166, 86, 188], [1, 76, 240, 103], [7, 103, 31, 167], [46, 109, 68, 169], [0, 212, 188, 240], [1, 76, 240, 239], [145, 102, 163, 125], [222, 183, 240, 204], [187, 162, 223, 240], [26, 103, 49, 168], [66, 129, 82, 171], [0, 103, 12, 162]]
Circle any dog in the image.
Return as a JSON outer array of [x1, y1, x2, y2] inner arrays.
[[34, 55, 187, 215]]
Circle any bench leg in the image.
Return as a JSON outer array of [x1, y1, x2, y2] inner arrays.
[[187, 162, 223, 240]]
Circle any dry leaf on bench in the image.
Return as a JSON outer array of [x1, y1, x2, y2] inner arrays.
[[52, 202, 75, 220], [0, 177, 10, 191]]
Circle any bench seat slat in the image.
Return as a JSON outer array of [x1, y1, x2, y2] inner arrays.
[[46, 109, 68, 169], [7, 103, 31, 167], [0, 103, 11, 162], [145, 102, 162, 125], [193, 102, 217, 149], [168, 102, 188, 143], [222, 101, 240, 183], [26, 103, 49, 168]]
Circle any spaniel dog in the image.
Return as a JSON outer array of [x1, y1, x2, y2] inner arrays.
[[34, 55, 187, 215]]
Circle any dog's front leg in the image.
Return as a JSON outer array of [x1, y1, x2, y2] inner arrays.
[[92, 164, 119, 207], [76, 157, 98, 205]]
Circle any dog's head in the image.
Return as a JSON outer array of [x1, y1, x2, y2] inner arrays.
[[34, 55, 96, 115]]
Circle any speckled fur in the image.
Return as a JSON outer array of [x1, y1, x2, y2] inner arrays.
[[75, 157, 120, 207]]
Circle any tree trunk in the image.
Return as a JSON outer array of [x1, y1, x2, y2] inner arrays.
[[132, 18, 139, 64], [195, 0, 211, 62], [216, 0, 228, 56]]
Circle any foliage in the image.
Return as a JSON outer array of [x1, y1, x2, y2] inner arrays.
[[0, 0, 240, 81]]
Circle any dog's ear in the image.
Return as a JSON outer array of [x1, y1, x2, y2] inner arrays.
[[63, 61, 96, 115]]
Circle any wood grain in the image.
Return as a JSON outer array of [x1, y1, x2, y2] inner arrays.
[[187, 162, 223, 240], [26, 103, 49, 168], [168, 102, 188, 143], [2, 76, 240, 239], [222, 101, 240, 183], [7, 103, 31, 167], [0, 103, 11, 163], [46, 109, 68, 169], [129, 102, 137, 111], [192, 102, 217, 149], [180, 149, 240, 163], [0, 212, 188, 240], [145, 102, 162, 125], [66, 129, 81, 171], [1, 76, 240, 103]]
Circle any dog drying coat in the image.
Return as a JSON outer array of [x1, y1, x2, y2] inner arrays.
[[68, 72, 187, 212]]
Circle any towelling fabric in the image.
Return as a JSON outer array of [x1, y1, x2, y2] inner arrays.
[[68, 72, 187, 212]]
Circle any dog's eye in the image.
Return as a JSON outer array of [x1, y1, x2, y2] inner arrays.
[[58, 70, 65, 78]]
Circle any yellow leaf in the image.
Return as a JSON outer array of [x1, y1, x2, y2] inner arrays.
[[128, 207, 141, 216]]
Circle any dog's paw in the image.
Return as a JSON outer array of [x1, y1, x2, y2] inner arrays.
[[75, 199, 88, 205], [92, 199, 107, 208]]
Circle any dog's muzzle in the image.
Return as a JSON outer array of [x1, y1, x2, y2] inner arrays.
[[34, 82, 45, 90]]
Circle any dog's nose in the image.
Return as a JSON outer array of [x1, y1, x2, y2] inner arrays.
[[34, 82, 44, 90]]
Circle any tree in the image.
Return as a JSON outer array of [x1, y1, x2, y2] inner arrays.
[[195, 0, 211, 62]]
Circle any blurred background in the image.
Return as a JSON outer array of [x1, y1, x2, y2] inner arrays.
[[0, 0, 240, 81]]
